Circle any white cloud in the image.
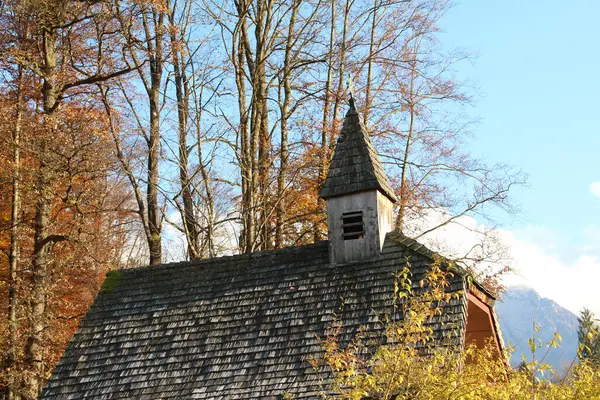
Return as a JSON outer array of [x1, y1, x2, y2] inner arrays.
[[502, 230, 600, 317], [583, 225, 600, 255], [590, 181, 600, 199], [411, 210, 600, 317]]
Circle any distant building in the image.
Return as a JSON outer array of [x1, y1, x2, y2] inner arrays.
[[41, 99, 502, 399]]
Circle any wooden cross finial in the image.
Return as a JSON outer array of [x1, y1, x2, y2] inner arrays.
[[347, 76, 356, 108]]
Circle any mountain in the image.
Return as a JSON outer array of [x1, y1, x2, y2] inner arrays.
[[495, 286, 579, 375]]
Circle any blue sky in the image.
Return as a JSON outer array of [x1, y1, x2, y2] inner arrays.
[[441, 0, 600, 238], [432, 1, 600, 314]]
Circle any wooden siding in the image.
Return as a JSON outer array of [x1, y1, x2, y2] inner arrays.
[[326, 191, 394, 265]]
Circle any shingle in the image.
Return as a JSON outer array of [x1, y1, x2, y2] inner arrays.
[[319, 104, 397, 202], [40, 233, 468, 399]]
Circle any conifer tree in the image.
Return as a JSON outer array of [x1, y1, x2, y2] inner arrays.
[[577, 308, 600, 365]]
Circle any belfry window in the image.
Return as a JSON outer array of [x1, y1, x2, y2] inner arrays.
[[341, 211, 364, 240]]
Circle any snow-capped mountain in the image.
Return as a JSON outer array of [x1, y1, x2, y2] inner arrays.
[[495, 286, 579, 375]]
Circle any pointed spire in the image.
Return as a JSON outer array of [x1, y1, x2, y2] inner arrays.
[[319, 96, 397, 203]]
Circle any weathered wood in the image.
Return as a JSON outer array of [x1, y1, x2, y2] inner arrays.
[[377, 191, 394, 249], [40, 234, 470, 399], [321, 103, 395, 265], [326, 191, 393, 264]]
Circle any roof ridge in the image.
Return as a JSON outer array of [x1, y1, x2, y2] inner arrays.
[[114, 241, 329, 274]]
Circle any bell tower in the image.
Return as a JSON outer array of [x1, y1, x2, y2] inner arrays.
[[319, 97, 397, 265]]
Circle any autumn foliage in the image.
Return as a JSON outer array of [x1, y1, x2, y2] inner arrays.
[[310, 262, 600, 399], [0, 1, 133, 396], [0, 94, 129, 397]]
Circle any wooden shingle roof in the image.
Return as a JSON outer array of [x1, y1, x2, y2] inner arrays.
[[319, 101, 397, 202], [41, 233, 469, 399]]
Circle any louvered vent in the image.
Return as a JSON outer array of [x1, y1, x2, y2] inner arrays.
[[341, 211, 364, 240]]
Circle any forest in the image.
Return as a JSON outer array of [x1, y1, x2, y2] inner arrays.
[[0, 0, 532, 398]]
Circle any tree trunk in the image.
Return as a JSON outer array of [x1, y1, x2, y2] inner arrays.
[[26, 168, 53, 398], [331, 0, 351, 139], [320, 0, 336, 185], [315, 0, 338, 243], [364, 0, 378, 127], [395, 42, 418, 231], [232, 14, 255, 253], [147, 96, 162, 263], [253, 0, 271, 250], [275, 0, 299, 248], [235, 0, 269, 253], [190, 64, 216, 258], [7, 64, 24, 400], [24, 26, 60, 398], [144, 8, 164, 265], [169, 1, 200, 259]]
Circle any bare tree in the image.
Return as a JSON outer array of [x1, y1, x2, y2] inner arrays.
[[115, 0, 167, 264], [167, 0, 201, 259]]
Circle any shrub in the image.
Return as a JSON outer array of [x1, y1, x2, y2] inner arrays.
[[309, 259, 600, 399]]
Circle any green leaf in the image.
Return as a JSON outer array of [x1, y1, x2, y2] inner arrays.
[[529, 337, 536, 354]]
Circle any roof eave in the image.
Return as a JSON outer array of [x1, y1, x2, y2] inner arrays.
[[319, 186, 398, 203]]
